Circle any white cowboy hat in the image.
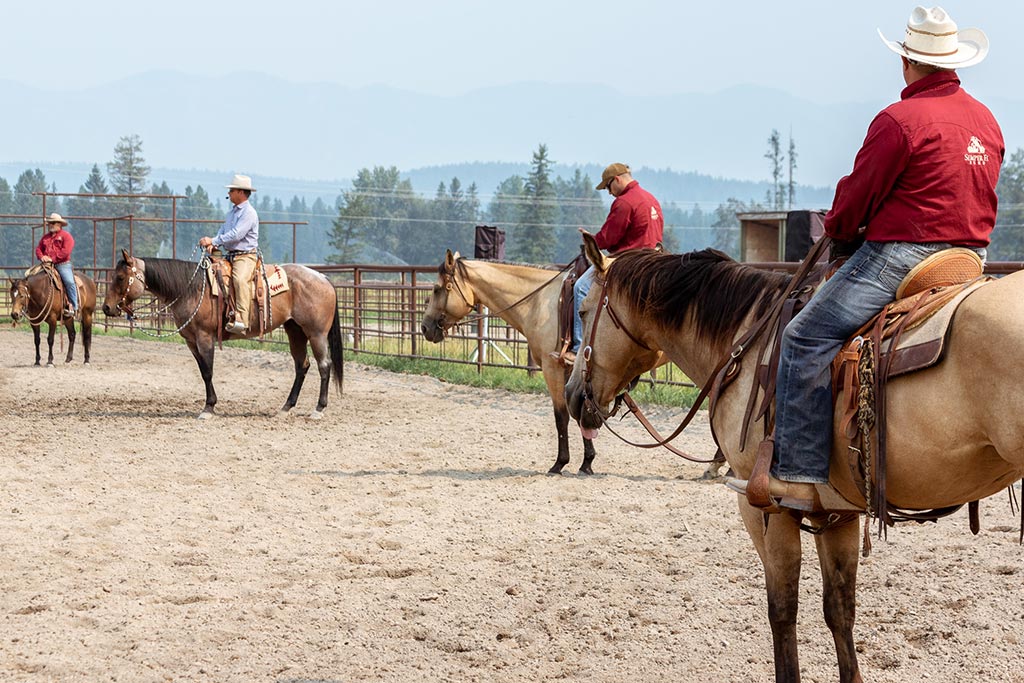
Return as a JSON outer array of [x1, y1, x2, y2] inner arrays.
[[44, 212, 68, 225], [878, 6, 988, 69], [225, 174, 256, 191]]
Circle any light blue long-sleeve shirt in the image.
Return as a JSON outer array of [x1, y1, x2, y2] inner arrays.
[[213, 200, 260, 252]]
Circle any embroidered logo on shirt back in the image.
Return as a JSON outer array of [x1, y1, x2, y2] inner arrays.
[[965, 136, 989, 166]]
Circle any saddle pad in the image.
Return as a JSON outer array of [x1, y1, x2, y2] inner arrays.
[[881, 278, 991, 377], [207, 263, 290, 298]]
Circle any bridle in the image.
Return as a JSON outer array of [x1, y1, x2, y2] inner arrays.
[[113, 255, 210, 337], [432, 257, 575, 338], [432, 259, 477, 337], [117, 260, 147, 317], [11, 276, 54, 326], [577, 274, 717, 463]]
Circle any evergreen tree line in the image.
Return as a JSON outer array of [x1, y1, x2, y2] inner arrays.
[[3, 136, 1024, 267]]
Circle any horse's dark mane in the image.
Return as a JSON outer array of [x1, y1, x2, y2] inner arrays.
[[605, 248, 790, 344], [123, 257, 203, 299]]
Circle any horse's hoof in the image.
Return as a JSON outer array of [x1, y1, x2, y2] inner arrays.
[[83, 361, 90, 366], [276, 409, 292, 419], [579, 467, 595, 476], [46, 363, 54, 368], [309, 410, 324, 421], [197, 411, 214, 420], [547, 466, 566, 476]]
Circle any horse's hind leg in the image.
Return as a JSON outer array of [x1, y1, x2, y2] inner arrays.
[[813, 514, 863, 683], [81, 310, 93, 364], [280, 321, 311, 415], [738, 500, 804, 683], [308, 330, 332, 418], [64, 318, 76, 363]]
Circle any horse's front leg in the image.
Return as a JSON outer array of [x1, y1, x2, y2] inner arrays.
[[813, 514, 863, 683], [186, 337, 217, 418], [64, 318, 76, 363], [549, 403, 572, 474], [31, 324, 42, 366], [738, 499, 804, 683], [45, 322, 57, 367]]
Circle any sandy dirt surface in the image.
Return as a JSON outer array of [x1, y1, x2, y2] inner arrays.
[[0, 327, 1022, 683]]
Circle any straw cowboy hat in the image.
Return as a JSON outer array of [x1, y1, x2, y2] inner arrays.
[[878, 6, 988, 69], [44, 213, 68, 226], [225, 174, 256, 191]]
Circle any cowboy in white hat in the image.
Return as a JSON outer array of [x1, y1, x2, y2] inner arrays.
[[36, 212, 79, 317], [199, 175, 260, 334], [727, 7, 1004, 513]]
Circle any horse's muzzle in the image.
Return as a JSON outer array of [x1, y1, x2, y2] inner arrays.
[[102, 303, 121, 317], [421, 320, 445, 343]]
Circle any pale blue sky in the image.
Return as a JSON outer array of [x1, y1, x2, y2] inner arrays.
[[2, 0, 1016, 103]]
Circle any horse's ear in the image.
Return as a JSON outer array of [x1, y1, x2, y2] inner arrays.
[[121, 248, 131, 264], [581, 231, 607, 272], [445, 249, 456, 268]]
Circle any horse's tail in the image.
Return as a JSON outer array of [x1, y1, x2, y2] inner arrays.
[[327, 297, 345, 394]]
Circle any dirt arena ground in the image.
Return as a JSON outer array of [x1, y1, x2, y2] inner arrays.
[[0, 327, 1022, 683]]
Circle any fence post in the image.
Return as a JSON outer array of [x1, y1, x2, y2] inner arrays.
[[476, 305, 484, 374], [409, 270, 417, 357], [352, 267, 362, 352]]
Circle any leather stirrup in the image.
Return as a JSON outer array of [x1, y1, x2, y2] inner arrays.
[[746, 437, 776, 509]]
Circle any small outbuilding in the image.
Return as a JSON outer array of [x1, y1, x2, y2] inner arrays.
[[737, 210, 826, 262]]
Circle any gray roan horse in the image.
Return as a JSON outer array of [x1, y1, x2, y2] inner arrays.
[[565, 231, 1024, 683], [420, 249, 598, 474], [103, 249, 343, 419], [9, 268, 97, 366]]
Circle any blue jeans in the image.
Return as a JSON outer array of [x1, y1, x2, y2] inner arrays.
[[571, 265, 597, 353], [773, 241, 985, 483], [55, 261, 79, 311]]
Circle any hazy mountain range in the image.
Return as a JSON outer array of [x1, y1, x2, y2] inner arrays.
[[2, 70, 1020, 208]]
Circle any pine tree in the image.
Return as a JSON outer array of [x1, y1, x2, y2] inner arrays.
[[107, 134, 151, 214], [764, 129, 784, 210], [787, 131, 798, 209], [513, 144, 558, 263]]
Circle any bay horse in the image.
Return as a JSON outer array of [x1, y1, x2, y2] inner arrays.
[[102, 249, 344, 419], [565, 231, 1024, 683], [420, 249, 598, 474], [9, 268, 96, 366]]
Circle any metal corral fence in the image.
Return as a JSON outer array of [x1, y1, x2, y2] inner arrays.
[[0, 261, 695, 387], [4, 260, 1023, 389]]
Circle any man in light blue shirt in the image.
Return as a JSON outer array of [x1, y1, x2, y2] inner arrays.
[[199, 174, 260, 334]]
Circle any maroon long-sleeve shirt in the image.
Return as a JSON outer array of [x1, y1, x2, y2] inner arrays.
[[36, 229, 75, 263], [824, 70, 1003, 247], [594, 181, 664, 254]]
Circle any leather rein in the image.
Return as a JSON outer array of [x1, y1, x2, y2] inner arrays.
[[435, 258, 575, 337], [578, 237, 832, 464]]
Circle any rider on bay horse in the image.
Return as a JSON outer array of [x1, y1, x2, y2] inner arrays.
[[199, 174, 260, 335], [36, 212, 79, 318]]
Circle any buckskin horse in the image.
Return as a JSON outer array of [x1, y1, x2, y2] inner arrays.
[[9, 267, 96, 366], [421, 249, 603, 474], [565, 231, 1024, 683], [103, 249, 343, 419]]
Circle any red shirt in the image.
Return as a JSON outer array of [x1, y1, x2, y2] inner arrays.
[[825, 71, 1003, 247], [594, 180, 664, 253], [36, 229, 75, 263]]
